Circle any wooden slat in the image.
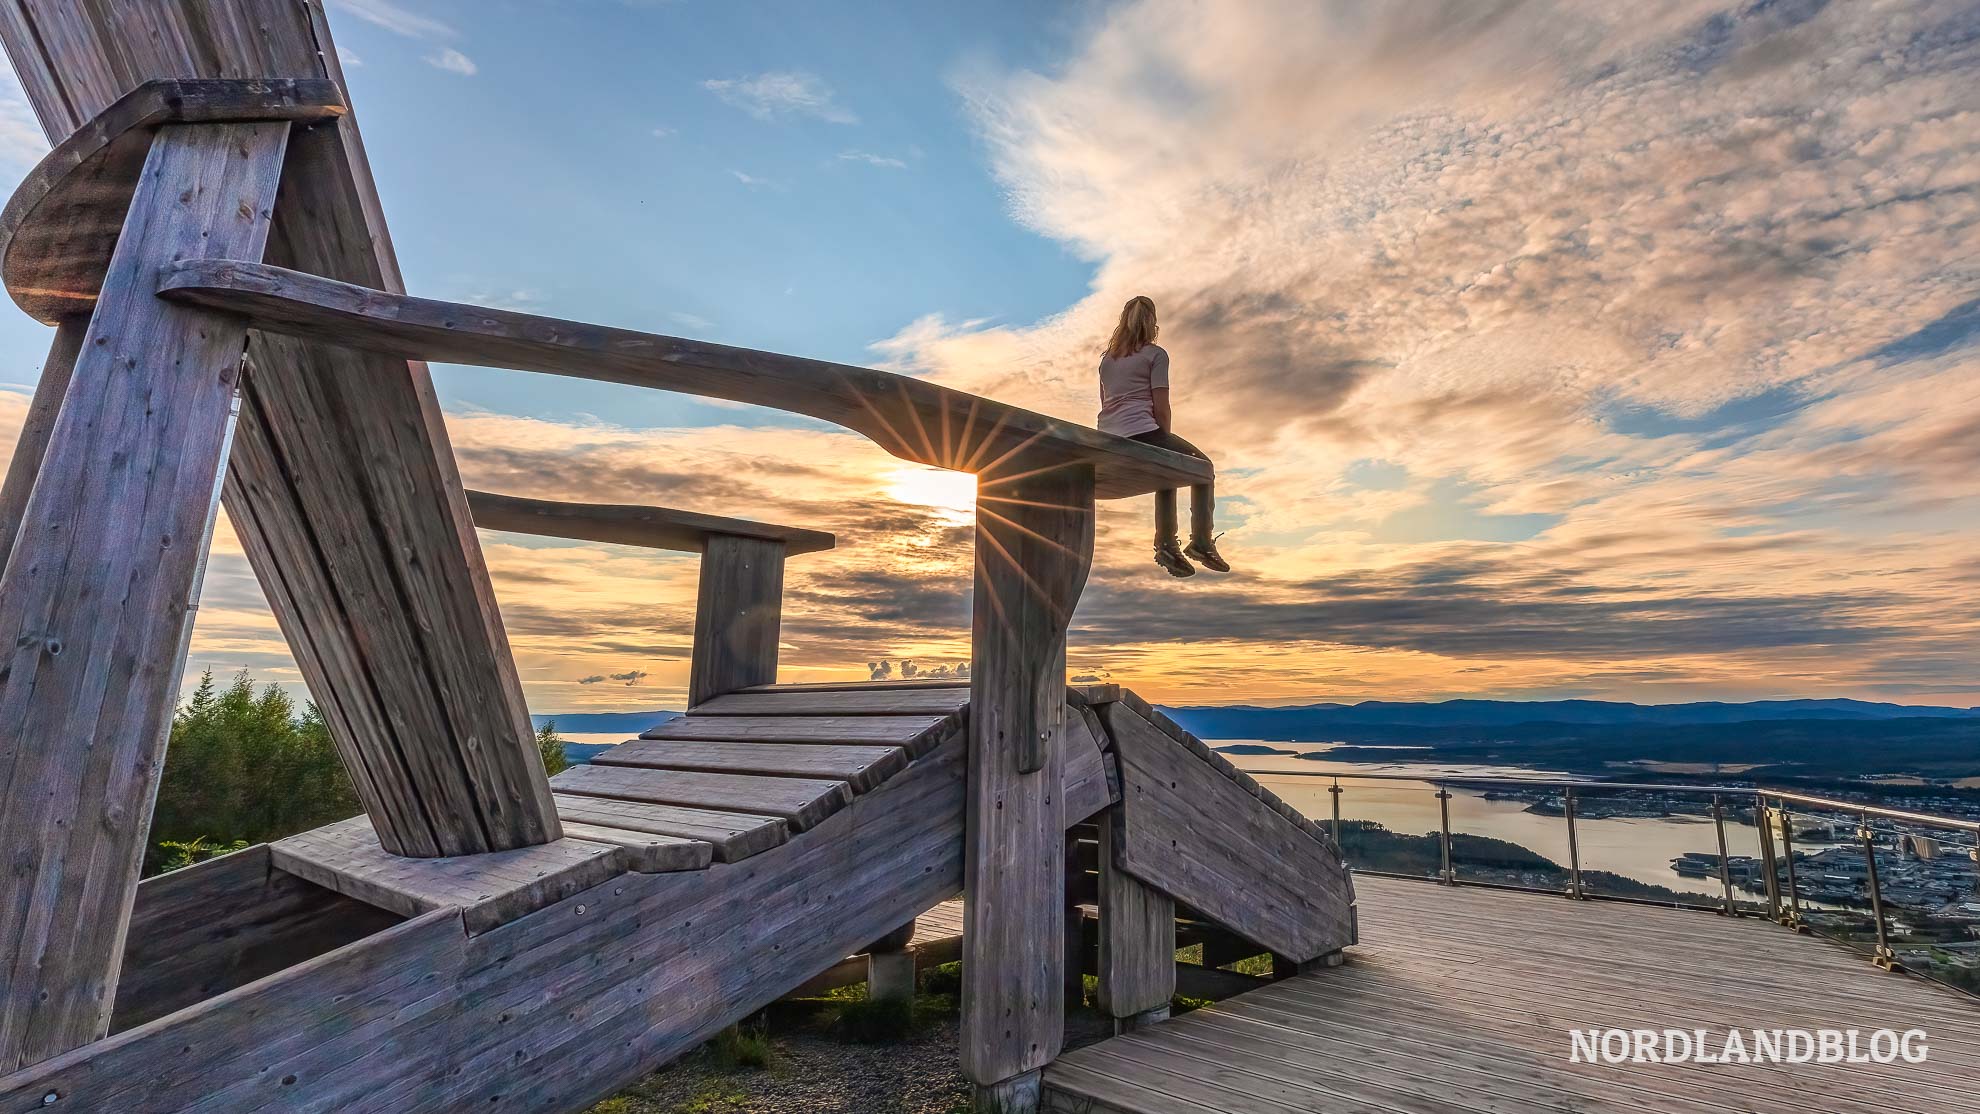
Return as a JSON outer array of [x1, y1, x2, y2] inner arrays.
[[0, 320, 83, 569], [1063, 702, 1117, 824], [962, 461, 1095, 1092], [1096, 808, 1175, 1020], [0, 78, 345, 324], [468, 489, 833, 556], [551, 794, 786, 863], [595, 739, 907, 793], [643, 713, 956, 752], [155, 259, 1216, 501], [693, 687, 972, 716], [689, 535, 786, 706], [0, 119, 290, 1071], [1101, 701, 1355, 961], [552, 823, 713, 873], [269, 817, 622, 935], [551, 763, 851, 831], [743, 678, 971, 693]]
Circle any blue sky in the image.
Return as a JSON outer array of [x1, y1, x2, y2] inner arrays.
[[1, 0, 1977, 712]]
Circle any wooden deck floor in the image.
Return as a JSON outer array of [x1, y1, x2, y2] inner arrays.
[[1046, 874, 1980, 1113]]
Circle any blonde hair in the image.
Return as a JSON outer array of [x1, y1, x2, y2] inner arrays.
[[1103, 296, 1158, 360]]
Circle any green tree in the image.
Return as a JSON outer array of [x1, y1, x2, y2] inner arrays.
[[537, 721, 570, 777]]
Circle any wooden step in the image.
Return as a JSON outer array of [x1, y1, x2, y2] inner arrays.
[[551, 763, 851, 831], [692, 688, 971, 717], [640, 713, 957, 756], [595, 739, 907, 793], [551, 794, 786, 862], [743, 679, 970, 693], [270, 816, 623, 934]]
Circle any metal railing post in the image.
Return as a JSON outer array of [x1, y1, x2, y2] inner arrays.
[[1859, 814, 1897, 971], [1329, 780, 1343, 848], [1755, 793, 1782, 922], [1712, 794, 1736, 916], [1436, 787, 1456, 884], [1564, 787, 1584, 900], [1777, 803, 1808, 933]]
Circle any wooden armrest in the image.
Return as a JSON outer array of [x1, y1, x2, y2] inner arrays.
[[466, 490, 834, 555]]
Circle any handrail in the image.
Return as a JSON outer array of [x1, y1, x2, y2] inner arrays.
[[465, 489, 835, 555], [157, 259, 1213, 501]]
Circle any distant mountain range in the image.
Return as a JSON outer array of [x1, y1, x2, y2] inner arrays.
[[531, 709, 679, 735], [1159, 698, 1980, 739]]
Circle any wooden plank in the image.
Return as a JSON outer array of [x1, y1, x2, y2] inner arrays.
[[467, 489, 833, 556], [595, 739, 907, 793], [643, 713, 955, 751], [0, 0, 566, 861], [550, 763, 851, 832], [1063, 703, 1116, 824], [1101, 702, 1355, 962], [0, 119, 289, 1071], [689, 535, 786, 706], [692, 687, 972, 716], [270, 817, 623, 935], [1096, 808, 1176, 1020], [743, 678, 971, 693], [963, 461, 1095, 1096], [552, 823, 713, 873], [110, 844, 401, 1033], [0, 319, 83, 569], [155, 259, 1216, 501], [0, 78, 345, 324], [551, 794, 786, 863]]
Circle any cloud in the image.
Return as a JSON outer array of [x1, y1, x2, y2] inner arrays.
[[577, 675, 607, 685], [337, 46, 364, 68], [425, 48, 478, 77], [839, 150, 907, 169], [610, 670, 650, 686], [703, 72, 857, 124], [729, 169, 785, 190], [650, 126, 675, 139], [330, 0, 455, 39]]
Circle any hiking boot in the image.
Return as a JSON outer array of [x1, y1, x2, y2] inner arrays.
[[1154, 539, 1196, 578], [1184, 534, 1230, 572]]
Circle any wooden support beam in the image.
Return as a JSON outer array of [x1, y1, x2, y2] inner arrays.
[[963, 460, 1095, 1107], [154, 259, 1214, 500], [0, 0, 564, 861], [690, 534, 787, 707], [467, 489, 834, 555], [0, 120, 289, 1070], [0, 319, 82, 569], [1095, 808, 1176, 1022]]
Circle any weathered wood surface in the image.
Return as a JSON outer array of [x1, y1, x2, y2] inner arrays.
[[963, 461, 1096, 1094], [1099, 701, 1354, 962], [643, 713, 957, 750], [0, 120, 289, 1071], [551, 762, 852, 832], [271, 816, 623, 935], [551, 794, 787, 863], [743, 678, 971, 693], [0, 78, 344, 324], [111, 844, 400, 1033], [694, 687, 972, 716], [786, 897, 967, 998], [1096, 810, 1176, 1020], [0, 319, 82, 568], [596, 739, 908, 793], [1046, 874, 1980, 1114], [1062, 703, 1116, 825], [0, 0, 565, 861], [1098, 687, 1326, 844], [689, 534, 786, 707], [0, 724, 974, 1112], [156, 259, 1214, 500], [468, 489, 834, 555], [549, 823, 714, 873]]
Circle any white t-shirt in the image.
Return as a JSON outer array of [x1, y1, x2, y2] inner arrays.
[[1096, 343, 1169, 437]]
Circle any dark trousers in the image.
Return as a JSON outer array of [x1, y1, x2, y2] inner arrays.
[[1130, 429, 1215, 545]]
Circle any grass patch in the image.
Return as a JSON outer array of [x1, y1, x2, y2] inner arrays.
[[709, 1022, 774, 1071], [828, 992, 916, 1043], [1229, 953, 1275, 977], [918, 960, 962, 997]]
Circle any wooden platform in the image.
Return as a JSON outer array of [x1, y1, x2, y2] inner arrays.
[[1046, 874, 1980, 1113]]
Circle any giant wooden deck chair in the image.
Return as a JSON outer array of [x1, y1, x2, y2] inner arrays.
[[0, 5, 1352, 1111]]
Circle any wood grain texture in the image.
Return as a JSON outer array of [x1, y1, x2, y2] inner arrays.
[[551, 794, 786, 863], [155, 260, 1213, 501], [551, 763, 852, 832], [643, 713, 956, 750], [689, 535, 786, 707], [595, 739, 908, 793], [0, 120, 289, 1071], [0, 0, 564, 860], [551, 823, 713, 873], [0, 78, 344, 324], [1062, 703, 1116, 825], [963, 461, 1095, 1090], [1100, 702, 1355, 962], [270, 816, 623, 935], [468, 489, 833, 555], [693, 687, 972, 716], [1095, 809, 1176, 1020], [0, 319, 82, 569], [110, 844, 400, 1033]]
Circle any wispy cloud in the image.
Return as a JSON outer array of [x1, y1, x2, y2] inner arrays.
[[703, 72, 857, 124], [425, 47, 478, 76], [337, 46, 364, 68], [729, 169, 785, 190], [838, 150, 907, 169], [330, 0, 455, 40]]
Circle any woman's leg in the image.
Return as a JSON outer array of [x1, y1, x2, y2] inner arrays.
[[1134, 431, 1216, 543]]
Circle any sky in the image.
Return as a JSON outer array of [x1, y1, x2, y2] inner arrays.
[[0, 0, 1977, 713]]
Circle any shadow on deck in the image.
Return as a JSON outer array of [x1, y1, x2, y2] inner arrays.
[[1047, 873, 1980, 1113]]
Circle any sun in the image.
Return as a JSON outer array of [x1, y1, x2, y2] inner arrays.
[[885, 465, 977, 525]]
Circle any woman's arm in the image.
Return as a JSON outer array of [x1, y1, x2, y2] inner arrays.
[[1151, 387, 1172, 432]]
